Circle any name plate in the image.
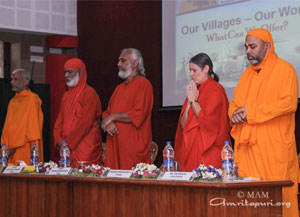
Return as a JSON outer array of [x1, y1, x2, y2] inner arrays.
[[3, 166, 24, 174], [48, 167, 72, 175], [106, 170, 132, 179], [160, 172, 194, 181]]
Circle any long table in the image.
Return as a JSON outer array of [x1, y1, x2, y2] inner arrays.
[[0, 173, 293, 217]]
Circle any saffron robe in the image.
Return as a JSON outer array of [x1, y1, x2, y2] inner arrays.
[[175, 77, 230, 172], [229, 28, 299, 217], [1, 89, 44, 165], [103, 76, 153, 169], [54, 58, 102, 168]]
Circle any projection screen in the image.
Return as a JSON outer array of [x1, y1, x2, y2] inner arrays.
[[162, 0, 300, 107]]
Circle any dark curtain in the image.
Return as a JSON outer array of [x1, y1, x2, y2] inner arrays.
[[77, 0, 180, 166]]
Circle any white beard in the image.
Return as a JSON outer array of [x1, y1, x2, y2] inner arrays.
[[118, 67, 132, 80], [66, 72, 80, 87]]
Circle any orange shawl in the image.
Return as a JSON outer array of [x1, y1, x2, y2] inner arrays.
[[1, 90, 43, 165], [60, 58, 87, 140], [175, 78, 230, 171], [229, 28, 279, 145], [228, 28, 299, 217], [54, 58, 102, 167], [103, 76, 153, 169]]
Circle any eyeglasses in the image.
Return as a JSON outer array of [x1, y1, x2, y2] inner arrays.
[[64, 69, 81, 74]]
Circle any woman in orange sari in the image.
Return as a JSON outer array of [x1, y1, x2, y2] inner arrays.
[[175, 53, 230, 172]]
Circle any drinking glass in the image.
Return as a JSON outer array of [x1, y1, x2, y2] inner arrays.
[[77, 161, 87, 172]]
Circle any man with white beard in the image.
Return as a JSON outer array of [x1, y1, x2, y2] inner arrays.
[[102, 48, 153, 169], [54, 58, 102, 168]]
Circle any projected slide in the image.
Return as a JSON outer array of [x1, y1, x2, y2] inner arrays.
[[162, 0, 300, 107]]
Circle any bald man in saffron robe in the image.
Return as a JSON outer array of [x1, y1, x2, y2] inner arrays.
[[1, 69, 43, 165], [229, 28, 299, 217], [54, 58, 102, 168], [102, 48, 153, 170]]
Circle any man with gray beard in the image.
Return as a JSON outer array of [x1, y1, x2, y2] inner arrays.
[[102, 48, 153, 169], [1, 68, 43, 165], [54, 58, 102, 168]]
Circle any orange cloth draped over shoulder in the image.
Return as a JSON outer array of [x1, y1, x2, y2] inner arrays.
[[228, 28, 299, 217], [54, 58, 102, 168], [1, 89, 43, 165], [175, 78, 230, 172], [103, 76, 153, 169]]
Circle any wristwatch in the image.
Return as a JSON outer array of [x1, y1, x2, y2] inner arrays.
[[190, 100, 197, 104]]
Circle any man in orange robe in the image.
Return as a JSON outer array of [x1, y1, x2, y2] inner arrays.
[[102, 48, 153, 169], [1, 69, 43, 165], [175, 53, 230, 172], [229, 28, 299, 217], [54, 58, 102, 168]]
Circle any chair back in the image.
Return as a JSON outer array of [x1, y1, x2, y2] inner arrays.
[[151, 141, 158, 164]]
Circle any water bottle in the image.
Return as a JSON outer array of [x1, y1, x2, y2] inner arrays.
[[1, 144, 8, 167], [30, 143, 39, 166], [163, 141, 175, 172], [60, 141, 70, 168], [221, 141, 234, 182]]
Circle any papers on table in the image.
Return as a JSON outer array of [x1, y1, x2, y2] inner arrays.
[[231, 177, 261, 182], [159, 171, 194, 181], [48, 167, 72, 175], [3, 166, 24, 174], [106, 170, 132, 179]]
